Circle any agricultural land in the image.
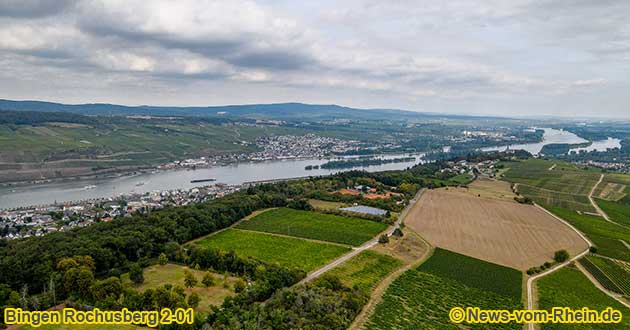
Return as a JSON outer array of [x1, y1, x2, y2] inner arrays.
[[363, 248, 523, 329], [235, 208, 388, 246], [536, 265, 630, 330], [192, 229, 351, 272], [405, 183, 587, 270]]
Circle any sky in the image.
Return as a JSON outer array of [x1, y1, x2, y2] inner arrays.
[[0, 0, 628, 118]]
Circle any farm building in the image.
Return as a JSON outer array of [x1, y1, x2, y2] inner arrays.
[[340, 205, 387, 216]]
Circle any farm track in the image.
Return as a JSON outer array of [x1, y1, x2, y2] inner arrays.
[[575, 262, 630, 308], [526, 204, 602, 330], [588, 174, 628, 228], [348, 234, 432, 330], [299, 189, 425, 284], [234, 228, 353, 248], [184, 208, 277, 245]]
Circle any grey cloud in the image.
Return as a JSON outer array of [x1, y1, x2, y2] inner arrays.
[[0, 0, 76, 18]]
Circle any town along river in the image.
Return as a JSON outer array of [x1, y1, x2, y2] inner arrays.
[[0, 128, 621, 209], [0, 153, 425, 209]]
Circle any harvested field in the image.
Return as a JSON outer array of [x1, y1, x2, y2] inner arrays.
[[406, 187, 588, 270], [455, 177, 517, 202]]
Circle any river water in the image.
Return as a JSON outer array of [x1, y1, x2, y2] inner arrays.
[[0, 128, 621, 209]]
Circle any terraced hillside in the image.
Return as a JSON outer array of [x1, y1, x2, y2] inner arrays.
[[502, 159, 600, 212]]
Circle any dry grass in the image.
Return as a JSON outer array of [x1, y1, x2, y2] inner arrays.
[[405, 188, 588, 270], [122, 263, 238, 312], [308, 199, 348, 210], [459, 177, 517, 203]]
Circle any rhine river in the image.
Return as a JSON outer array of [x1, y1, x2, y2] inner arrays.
[[0, 128, 620, 209]]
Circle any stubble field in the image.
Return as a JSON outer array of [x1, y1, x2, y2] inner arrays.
[[405, 185, 588, 270]]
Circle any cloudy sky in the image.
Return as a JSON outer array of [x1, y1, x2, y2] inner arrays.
[[0, 0, 628, 118]]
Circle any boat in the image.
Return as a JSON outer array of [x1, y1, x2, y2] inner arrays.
[[190, 178, 217, 183], [84, 185, 97, 190], [135, 182, 145, 186]]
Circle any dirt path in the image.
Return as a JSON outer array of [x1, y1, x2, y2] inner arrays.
[[575, 262, 630, 308], [526, 204, 593, 330], [588, 174, 615, 223], [349, 233, 432, 330], [299, 189, 426, 284], [548, 164, 556, 171], [620, 239, 630, 251], [184, 208, 276, 245]]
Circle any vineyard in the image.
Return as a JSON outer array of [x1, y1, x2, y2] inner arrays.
[[364, 248, 523, 329], [418, 248, 522, 299], [537, 266, 630, 330], [582, 255, 630, 296]]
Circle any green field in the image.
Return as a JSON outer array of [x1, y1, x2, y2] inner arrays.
[[502, 159, 599, 212], [537, 266, 630, 330], [596, 197, 630, 226], [236, 208, 387, 246], [322, 250, 401, 292], [364, 248, 523, 329], [418, 248, 522, 300], [545, 205, 630, 262], [121, 263, 237, 311], [193, 229, 350, 271], [583, 255, 630, 296]]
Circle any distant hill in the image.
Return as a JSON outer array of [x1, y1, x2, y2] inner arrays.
[[0, 99, 500, 121]]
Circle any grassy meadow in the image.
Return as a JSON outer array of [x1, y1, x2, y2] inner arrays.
[[321, 250, 401, 292], [121, 263, 238, 311], [193, 229, 350, 271], [236, 208, 387, 246]]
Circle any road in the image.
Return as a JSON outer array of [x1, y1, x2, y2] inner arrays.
[[526, 204, 592, 330], [299, 189, 425, 284]]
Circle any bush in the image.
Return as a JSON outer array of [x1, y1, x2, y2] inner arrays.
[[392, 228, 404, 237], [589, 246, 598, 253], [378, 234, 390, 244], [187, 292, 200, 308], [202, 272, 215, 287], [129, 264, 144, 284], [554, 250, 570, 263], [287, 199, 313, 211], [184, 270, 198, 288], [158, 253, 168, 265]]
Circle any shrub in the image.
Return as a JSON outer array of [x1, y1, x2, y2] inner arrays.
[[129, 264, 144, 284], [554, 250, 570, 263], [378, 234, 390, 244], [158, 253, 168, 265], [202, 272, 215, 287], [184, 270, 197, 288], [187, 292, 200, 308]]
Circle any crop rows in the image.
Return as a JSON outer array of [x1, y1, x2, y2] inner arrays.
[[579, 257, 623, 294], [418, 248, 523, 299], [585, 255, 630, 295]]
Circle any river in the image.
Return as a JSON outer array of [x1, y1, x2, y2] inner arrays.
[[0, 128, 621, 209]]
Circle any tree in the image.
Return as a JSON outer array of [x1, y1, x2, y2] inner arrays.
[[187, 292, 200, 308], [554, 250, 569, 263], [158, 253, 168, 265], [233, 279, 246, 293], [201, 272, 215, 287], [130, 263, 144, 284], [378, 234, 389, 244], [184, 270, 197, 288]]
